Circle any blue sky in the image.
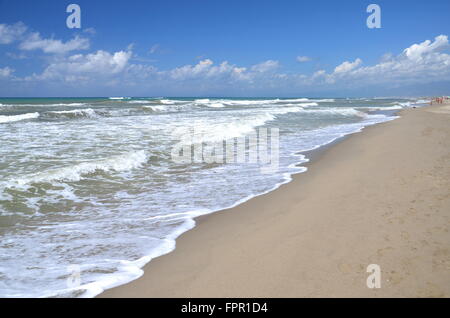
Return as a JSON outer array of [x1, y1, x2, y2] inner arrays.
[[0, 0, 449, 97]]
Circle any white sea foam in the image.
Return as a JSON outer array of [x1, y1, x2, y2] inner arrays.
[[0, 112, 39, 123], [10, 150, 147, 186], [279, 98, 310, 103], [311, 99, 335, 102], [363, 105, 403, 111], [298, 102, 319, 107], [0, 103, 88, 107], [160, 99, 177, 104], [193, 98, 312, 107], [142, 105, 167, 112], [178, 106, 304, 144], [75, 218, 198, 298], [127, 100, 154, 104], [195, 99, 210, 103], [45, 108, 98, 119], [301, 107, 367, 117], [208, 103, 225, 108]]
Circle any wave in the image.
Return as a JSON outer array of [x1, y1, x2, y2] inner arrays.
[[109, 97, 130, 100], [127, 100, 154, 104], [362, 105, 403, 111], [142, 105, 167, 112], [207, 103, 225, 108], [160, 99, 177, 105], [301, 107, 367, 117], [177, 106, 304, 144], [43, 108, 99, 119], [0, 112, 39, 124], [0, 103, 88, 107], [178, 113, 275, 144], [279, 98, 310, 103], [297, 102, 319, 107], [9, 150, 148, 186], [194, 99, 210, 103], [193, 98, 314, 107], [310, 99, 335, 103]]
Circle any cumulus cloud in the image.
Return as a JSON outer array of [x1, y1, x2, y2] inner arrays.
[[319, 35, 450, 87], [250, 60, 279, 72], [149, 44, 160, 54], [83, 27, 96, 35], [296, 56, 312, 62], [0, 67, 14, 77], [333, 58, 362, 74], [7, 34, 450, 95], [6, 52, 27, 60], [0, 22, 89, 54], [19, 33, 89, 54], [34, 50, 132, 81], [0, 22, 27, 44], [167, 59, 247, 81], [403, 34, 449, 61]]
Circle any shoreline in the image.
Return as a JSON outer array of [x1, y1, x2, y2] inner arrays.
[[100, 102, 450, 297]]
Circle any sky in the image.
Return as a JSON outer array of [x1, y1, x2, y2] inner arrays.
[[0, 0, 449, 97]]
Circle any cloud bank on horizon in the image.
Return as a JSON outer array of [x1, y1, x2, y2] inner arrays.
[[0, 20, 449, 97]]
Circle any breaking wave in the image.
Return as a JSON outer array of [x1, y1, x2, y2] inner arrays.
[[9, 150, 148, 186], [0, 112, 39, 124]]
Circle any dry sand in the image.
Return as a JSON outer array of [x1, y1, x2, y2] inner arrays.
[[101, 102, 450, 298]]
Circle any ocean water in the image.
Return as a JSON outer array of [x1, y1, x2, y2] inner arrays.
[[0, 96, 427, 297]]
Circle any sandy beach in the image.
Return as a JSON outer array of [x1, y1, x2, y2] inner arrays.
[[101, 102, 450, 298]]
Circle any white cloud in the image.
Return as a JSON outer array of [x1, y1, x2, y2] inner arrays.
[[167, 59, 248, 81], [312, 70, 326, 78], [403, 34, 449, 61], [6, 52, 27, 60], [250, 60, 279, 72], [0, 67, 14, 77], [36, 50, 132, 81], [83, 27, 96, 35], [149, 44, 160, 54], [0, 22, 27, 44], [19, 33, 89, 54], [321, 35, 450, 87], [297, 56, 312, 62], [334, 58, 362, 74], [1, 22, 89, 54], [8, 34, 450, 95]]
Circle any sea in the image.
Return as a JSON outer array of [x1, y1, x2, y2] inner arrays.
[[0, 96, 428, 297]]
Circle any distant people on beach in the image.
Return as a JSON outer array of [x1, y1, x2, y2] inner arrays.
[[430, 97, 446, 105]]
